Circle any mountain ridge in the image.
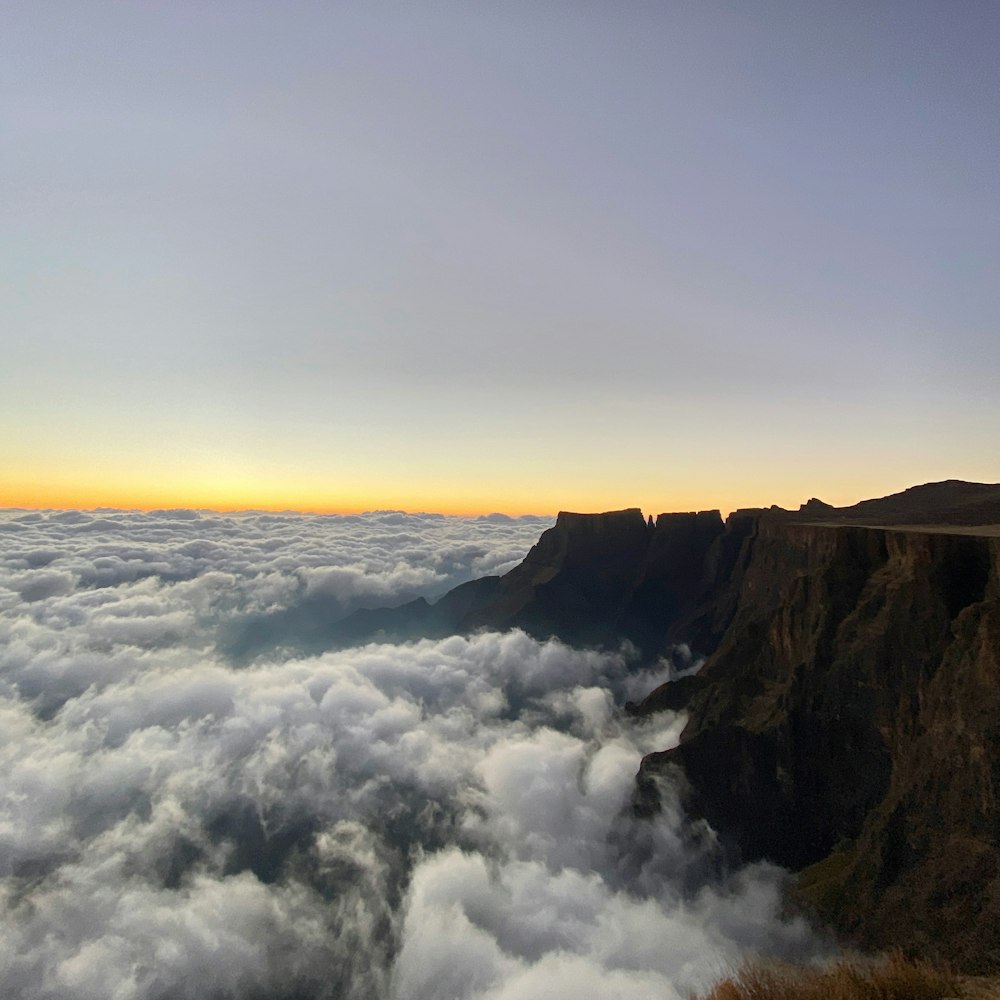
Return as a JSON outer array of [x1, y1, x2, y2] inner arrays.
[[628, 483, 1000, 972], [324, 480, 1000, 973], [290, 479, 1000, 968]]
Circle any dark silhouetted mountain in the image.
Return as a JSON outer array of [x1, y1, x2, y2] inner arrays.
[[307, 507, 725, 660], [791, 478, 1000, 527], [632, 481, 1000, 973], [345, 479, 1000, 972], [245, 478, 1000, 969], [465, 508, 725, 654]]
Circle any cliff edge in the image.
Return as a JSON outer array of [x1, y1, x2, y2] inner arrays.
[[321, 506, 726, 659], [635, 493, 1000, 973], [305, 479, 1000, 970], [466, 507, 725, 654]]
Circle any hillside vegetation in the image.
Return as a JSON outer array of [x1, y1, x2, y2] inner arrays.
[[695, 952, 1000, 1000]]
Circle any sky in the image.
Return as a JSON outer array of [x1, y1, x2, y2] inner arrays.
[[3, 1, 999, 516], [0, 508, 822, 999]]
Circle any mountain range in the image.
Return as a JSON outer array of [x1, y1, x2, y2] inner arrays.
[[312, 480, 1000, 971]]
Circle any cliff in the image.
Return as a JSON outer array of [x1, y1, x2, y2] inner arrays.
[[316, 506, 725, 659], [298, 480, 1000, 969], [465, 507, 725, 654], [635, 512, 1000, 972]]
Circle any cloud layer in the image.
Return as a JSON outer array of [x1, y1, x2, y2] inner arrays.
[[0, 509, 822, 1000]]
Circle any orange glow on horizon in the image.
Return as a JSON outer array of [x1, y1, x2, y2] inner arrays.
[[0, 486, 536, 518], [1, 478, 752, 519], [2, 467, 960, 521], [0, 481, 542, 518], [0, 484, 838, 521]]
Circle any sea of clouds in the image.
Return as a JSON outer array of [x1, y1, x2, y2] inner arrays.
[[0, 508, 822, 1000]]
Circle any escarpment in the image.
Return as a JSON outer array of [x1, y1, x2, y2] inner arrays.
[[467, 507, 725, 653], [322, 506, 726, 658], [636, 510, 1000, 972], [312, 479, 1000, 970]]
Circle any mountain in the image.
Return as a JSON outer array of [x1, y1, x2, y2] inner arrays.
[[793, 478, 1000, 528], [321, 506, 725, 659], [308, 479, 1000, 971], [631, 482, 1000, 973]]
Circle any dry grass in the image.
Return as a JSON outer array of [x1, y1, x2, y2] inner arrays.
[[693, 951, 993, 1000]]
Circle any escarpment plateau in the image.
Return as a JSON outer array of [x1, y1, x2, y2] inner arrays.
[[633, 484, 1000, 973], [308, 505, 726, 658], [463, 506, 726, 653], [305, 479, 1000, 971]]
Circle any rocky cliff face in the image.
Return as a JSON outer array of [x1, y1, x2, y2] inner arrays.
[[469, 507, 725, 655], [295, 480, 1000, 970], [319, 507, 726, 659], [635, 516, 1000, 972], [465, 508, 654, 646]]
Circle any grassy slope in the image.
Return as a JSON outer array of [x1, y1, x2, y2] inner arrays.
[[695, 953, 1000, 1000]]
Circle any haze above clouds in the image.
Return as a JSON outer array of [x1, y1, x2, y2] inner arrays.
[[1, 511, 822, 999]]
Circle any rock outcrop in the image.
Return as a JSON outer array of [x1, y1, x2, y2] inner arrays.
[[463, 508, 655, 646], [282, 478, 1000, 970], [317, 506, 725, 659], [468, 507, 725, 654]]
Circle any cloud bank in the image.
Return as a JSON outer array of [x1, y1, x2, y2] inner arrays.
[[0, 509, 822, 1000]]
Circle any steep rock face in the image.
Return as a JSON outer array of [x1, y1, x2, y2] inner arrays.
[[667, 511, 761, 653], [636, 519, 1000, 971], [311, 508, 724, 657], [799, 563, 1000, 972], [619, 511, 729, 656], [466, 507, 725, 655], [467, 508, 652, 645]]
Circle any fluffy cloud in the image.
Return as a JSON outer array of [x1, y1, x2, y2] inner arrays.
[[0, 508, 551, 709], [0, 510, 822, 1000], [0, 507, 548, 612]]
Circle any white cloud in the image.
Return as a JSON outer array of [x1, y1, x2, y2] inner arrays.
[[0, 509, 822, 1000]]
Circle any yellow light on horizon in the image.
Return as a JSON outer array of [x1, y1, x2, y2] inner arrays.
[[2, 472, 735, 519], [3, 448, 983, 520]]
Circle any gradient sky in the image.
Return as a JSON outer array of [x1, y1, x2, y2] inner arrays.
[[3, 1, 998, 516]]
